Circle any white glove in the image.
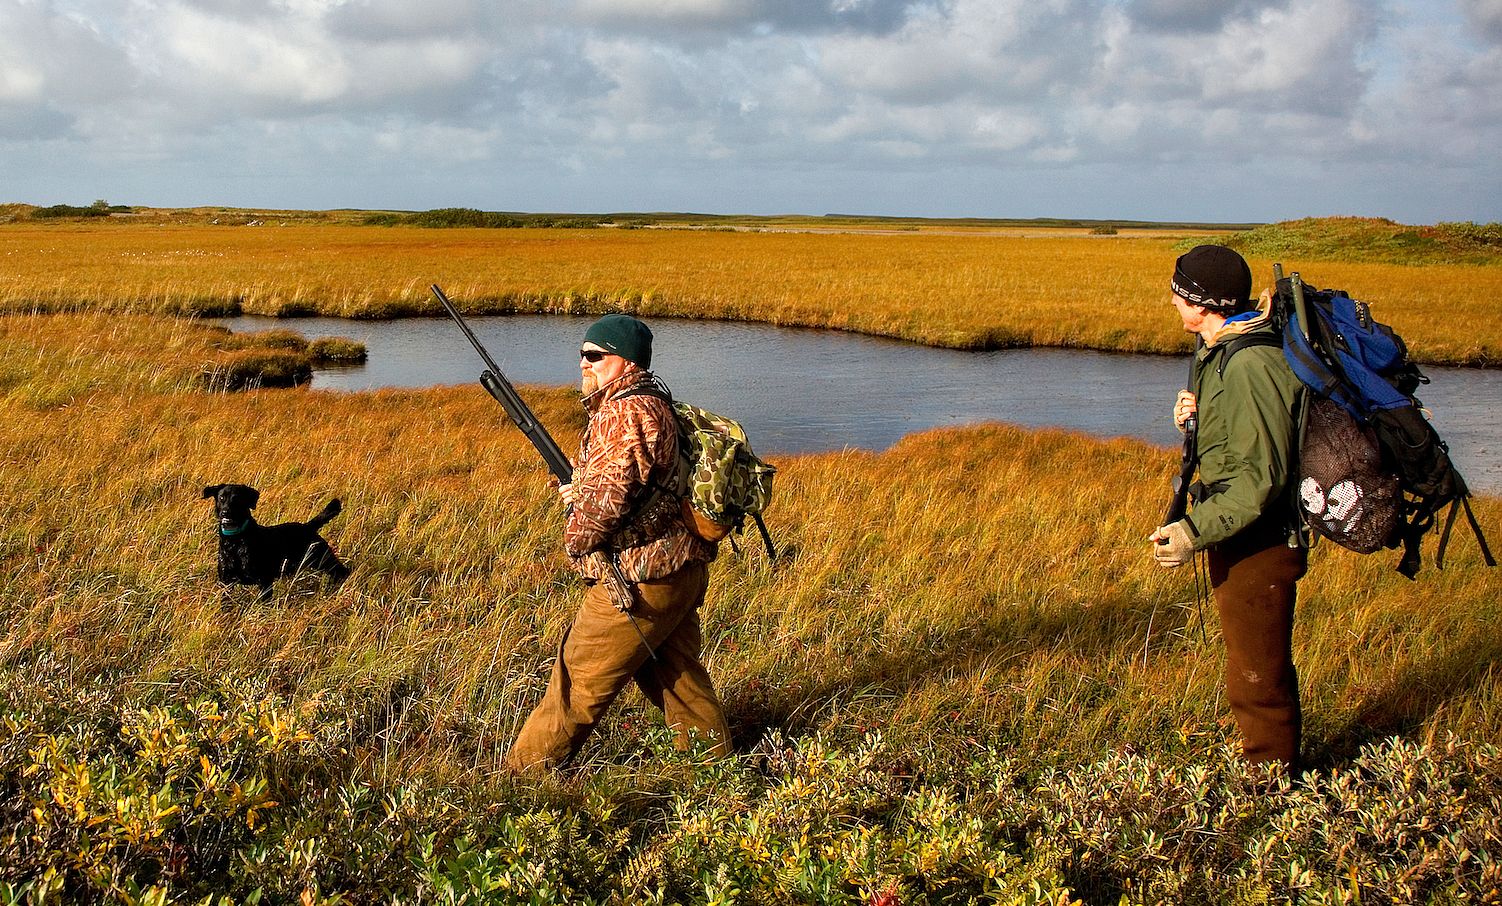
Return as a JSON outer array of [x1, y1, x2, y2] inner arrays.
[[1173, 391, 1197, 431], [1150, 521, 1195, 568]]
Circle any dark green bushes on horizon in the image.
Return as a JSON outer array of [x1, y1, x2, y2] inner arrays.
[[31, 200, 133, 219], [364, 208, 610, 229]]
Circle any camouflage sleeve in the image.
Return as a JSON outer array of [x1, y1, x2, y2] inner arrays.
[[564, 397, 673, 557]]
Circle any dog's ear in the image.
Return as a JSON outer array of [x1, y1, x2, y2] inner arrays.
[[246, 488, 259, 509], [203, 485, 223, 499]]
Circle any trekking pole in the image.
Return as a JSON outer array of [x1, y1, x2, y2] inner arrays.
[[432, 284, 657, 661], [1160, 341, 1206, 643], [1161, 349, 1199, 529]]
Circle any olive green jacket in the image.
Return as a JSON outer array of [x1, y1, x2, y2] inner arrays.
[[1183, 319, 1305, 549]]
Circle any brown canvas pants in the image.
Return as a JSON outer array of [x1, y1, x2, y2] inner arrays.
[[505, 560, 731, 772], [1208, 528, 1307, 769]]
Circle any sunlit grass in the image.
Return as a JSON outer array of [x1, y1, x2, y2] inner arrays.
[[3, 312, 1496, 773], [1, 311, 1499, 900], [2, 221, 1499, 364]]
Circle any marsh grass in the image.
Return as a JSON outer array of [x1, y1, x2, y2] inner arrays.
[[1, 311, 1500, 901], [0, 313, 364, 399], [2, 221, 1499, 364]]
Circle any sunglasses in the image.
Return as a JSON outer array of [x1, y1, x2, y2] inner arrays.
[[579, 348, 611, 363]]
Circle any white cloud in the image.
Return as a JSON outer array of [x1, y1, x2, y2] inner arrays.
[[0, 0, 132, 104], [371, 119, 502, 162], [0, 0, 1497, 221], [576, 0, 751, 23], [1459, 0, 1502, 41]]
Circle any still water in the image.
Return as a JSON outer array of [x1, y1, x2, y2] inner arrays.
[[219, 315, 1502, 494]]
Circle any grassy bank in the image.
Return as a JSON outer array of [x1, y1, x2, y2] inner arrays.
[[1, 217, 1499, 365], [2, 311, 1500, 901]]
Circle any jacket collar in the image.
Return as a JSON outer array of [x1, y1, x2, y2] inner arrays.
[[1205, 294, 1273, 349], [581, 367, 656, 413]]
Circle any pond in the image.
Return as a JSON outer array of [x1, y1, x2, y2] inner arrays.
[[219, 315, 1502, 494]]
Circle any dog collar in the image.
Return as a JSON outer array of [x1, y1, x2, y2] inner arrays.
[[219, 520, 250, 536]]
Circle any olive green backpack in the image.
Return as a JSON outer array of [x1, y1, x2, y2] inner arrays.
[[672, 401, 777, 556], [626, 382, 778, 557]]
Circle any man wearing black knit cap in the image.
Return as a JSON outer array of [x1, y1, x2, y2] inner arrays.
[[1149, 245, 1309, 770], [505, 313, 730, 772]]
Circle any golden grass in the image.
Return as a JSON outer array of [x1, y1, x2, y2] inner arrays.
[[3, 312, 1497, 785], [2, 222, 1499, 364]]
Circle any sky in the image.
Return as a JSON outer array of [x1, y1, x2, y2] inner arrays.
[[2, 0, 1499, 223]]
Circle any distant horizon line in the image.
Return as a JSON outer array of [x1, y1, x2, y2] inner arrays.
[[3, 200, 1276, 231]]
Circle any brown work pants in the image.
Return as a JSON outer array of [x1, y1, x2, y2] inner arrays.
[[505, 560, 730, 772], [1208, 529, 1308, 769]]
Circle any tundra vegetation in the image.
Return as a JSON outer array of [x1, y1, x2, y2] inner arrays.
[[1, 210, 1499, 364], [0, 213, 1499, 903]]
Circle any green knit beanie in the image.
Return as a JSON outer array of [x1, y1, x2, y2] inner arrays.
[[582, 314, 653, 368]]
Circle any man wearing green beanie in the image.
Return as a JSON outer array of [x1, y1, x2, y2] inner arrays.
[[506, 314, 730, 772], [581, 313, 654, 369]]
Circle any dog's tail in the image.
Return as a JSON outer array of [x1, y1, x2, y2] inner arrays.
[[308, 498, 343, 530]]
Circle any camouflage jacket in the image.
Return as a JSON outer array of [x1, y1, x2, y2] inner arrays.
[[565, 369, 716, 581]]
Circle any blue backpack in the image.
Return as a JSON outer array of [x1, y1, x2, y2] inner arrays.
[[1225, 267, 1494, 577]]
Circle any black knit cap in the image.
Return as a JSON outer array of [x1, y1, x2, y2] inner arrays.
[[582, 314, 653, 368], [1171, 245, 1252, 313]]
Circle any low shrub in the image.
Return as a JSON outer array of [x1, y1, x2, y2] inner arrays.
[[308, 337, 367, 364], [30, 201, 131, 219], [1434, 221, 1502, 248], [1202, 216, 1502, 265], [198, 349, 312, 390], [365, 208, 612, 229], [2, 666, 1498, 904]]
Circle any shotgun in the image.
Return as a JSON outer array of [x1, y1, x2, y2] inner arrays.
[[431, 284, 656, 660]]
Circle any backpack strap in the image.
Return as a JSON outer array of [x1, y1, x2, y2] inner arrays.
[[1435, 495, 1497, 570], [606, 376, 680, 540], [1211, 331, 1312, 549], [752, 512, 778, 560], [615, 377, 673, 405], [1214, 333, 1282, 377]]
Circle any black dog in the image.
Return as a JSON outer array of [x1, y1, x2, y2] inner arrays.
[[203, 483, 350, 598]]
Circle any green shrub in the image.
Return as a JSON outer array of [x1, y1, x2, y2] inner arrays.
[[30, 200, 131, 219], [308, 337, 366, 363], [32, 205, 111, 219], [366, 208, 612, 229], [2, 664, 1499, 904], [407, 208, 526, 228]]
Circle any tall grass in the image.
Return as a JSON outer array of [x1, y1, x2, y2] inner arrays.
[[2, 311, 1499, 900], [1, 221, 1499, 364], [3, 313, 1497, 764]]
